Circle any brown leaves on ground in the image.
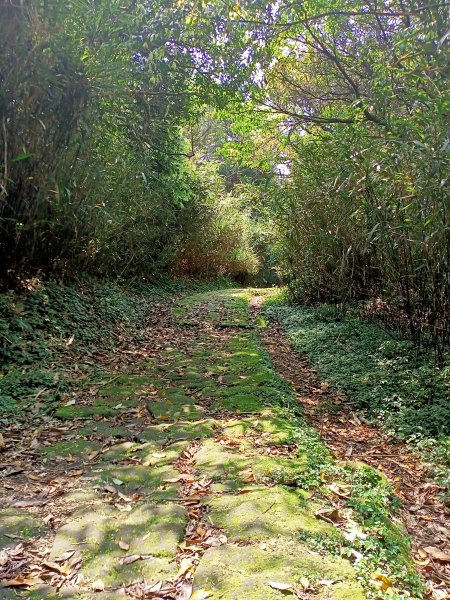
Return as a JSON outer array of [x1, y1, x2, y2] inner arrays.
[[0, 546, 82, 590]]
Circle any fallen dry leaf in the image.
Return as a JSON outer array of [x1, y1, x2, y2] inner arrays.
[[42, 560, 71, 576], [68, 469, 84, 477], [424, 547, 450, 562], [239, 468, 255, 483], [370, 572, 393, 591], [267, 581, 293, 591], [314, 507, 343, 524], [176, 557, 194, 579], [0, 576, 44, 588]]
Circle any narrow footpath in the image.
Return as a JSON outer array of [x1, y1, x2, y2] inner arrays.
[[0, 290, 432, 599]]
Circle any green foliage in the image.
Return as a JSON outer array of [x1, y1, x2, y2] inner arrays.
[[266, 303, 449, 440], [184, 0, 450, 351], [416, 437, 450, 495], [0, 277, 235, 419], [0, 369, 65, 416], [173, 163, 260, 280], [0, 1, 259, 282]]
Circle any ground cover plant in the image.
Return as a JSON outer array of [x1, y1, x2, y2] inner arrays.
[[0, 278, 235, 420], [264, 301, 450, 441]]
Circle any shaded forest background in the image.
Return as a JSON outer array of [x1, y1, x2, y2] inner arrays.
[[0, 0, 449, 353]]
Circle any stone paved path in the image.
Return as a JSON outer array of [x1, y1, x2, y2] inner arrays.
[[1, 289, 417, 599]]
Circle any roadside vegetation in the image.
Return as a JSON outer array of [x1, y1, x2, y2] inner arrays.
[[0, 278, 234, 420], [264, 296, 450, 495], [0, 1, 448, 598]]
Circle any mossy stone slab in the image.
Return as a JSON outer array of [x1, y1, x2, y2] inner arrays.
[[0, 509, 45, 550], [108, 375, 153, 386], [50, 504, 185, 587], [195, 439, 252, 481], [38, 439, 101, 459], [137, 441, 188, 467], [192, 544, 366, 600], [94, 396, 139, 409], [252, 414, 297, 444], [222, 414, 296, 445], [138, 419, 218, 444], [77, 423, 131, 439], [96, 463, 180, 498], [148, 398, 204, 422], [211, 394, 266, 413], [208, 487, 331, 542], [98, 441, 137, 462]]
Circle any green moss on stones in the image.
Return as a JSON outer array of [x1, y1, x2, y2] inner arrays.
[[195, 439, 252, 480], [0, 509, 45, 549], [137, 440, 189, 466], [50, 504, 186, 587], [192, 544, 365, 600], [38, 439, 101, 458], [211, 394, 266, 413], [99, 441, 137, 462], [77, 422, 130, 439], [172, 289, 250, 328], [208, 487, 330, 542], [222, 413, 296, 444], [147, 397, 204, 421], [97, 463, 180, 498], [55, 405, 116, 420], [139, 419, 217, 444]]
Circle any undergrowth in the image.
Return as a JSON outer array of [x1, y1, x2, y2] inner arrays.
[[0, 276, 235, 420]]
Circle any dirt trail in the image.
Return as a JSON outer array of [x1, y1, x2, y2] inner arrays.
[[0, 289, 436, 599]]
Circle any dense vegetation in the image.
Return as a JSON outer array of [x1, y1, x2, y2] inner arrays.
[[0, 1, 259, 282], [1, 2, 448, 436]]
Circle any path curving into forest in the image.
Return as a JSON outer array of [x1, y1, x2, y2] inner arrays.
[[0, 290, 441, 599]]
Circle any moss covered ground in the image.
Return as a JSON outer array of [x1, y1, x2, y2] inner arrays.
[[0, 289, 423, 599]]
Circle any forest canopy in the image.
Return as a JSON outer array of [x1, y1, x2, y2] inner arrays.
[[0, 0, 449, 349]]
